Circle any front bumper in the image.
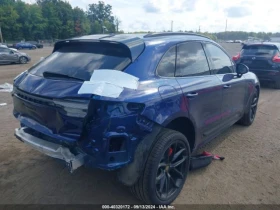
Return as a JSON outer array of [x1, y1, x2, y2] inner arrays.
[[14, 127, 85, 173]]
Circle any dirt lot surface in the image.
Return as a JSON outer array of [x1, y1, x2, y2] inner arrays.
[[0, 44, 279, 205]]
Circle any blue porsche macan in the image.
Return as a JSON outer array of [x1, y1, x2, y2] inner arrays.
[[12, 33, 260, 204]]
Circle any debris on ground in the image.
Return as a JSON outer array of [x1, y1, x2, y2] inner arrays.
[[201, 151, 225, 160], [190, 151, 225, 171], [0, 103, 7, 106], [0, 83, 13, 92]]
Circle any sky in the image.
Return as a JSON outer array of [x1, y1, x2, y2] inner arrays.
[[24, 0, 280, 33]]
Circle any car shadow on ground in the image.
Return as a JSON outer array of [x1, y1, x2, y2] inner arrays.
[[259, 81, 276, 89], [34, 161, 143, 204]]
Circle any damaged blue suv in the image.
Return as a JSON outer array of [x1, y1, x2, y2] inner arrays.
[[12, 33, 260, 204]]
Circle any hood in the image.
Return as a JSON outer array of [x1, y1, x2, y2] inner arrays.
[[9, 48, 18, 51], [20, 52, 28, 56]]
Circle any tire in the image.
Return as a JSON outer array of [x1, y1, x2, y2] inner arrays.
[[239, 87, 259, 126], [274, 81, 280, 89], [130, 129, 191, 204], [19, 56, 28, 64], [18, 47, 22, 50]]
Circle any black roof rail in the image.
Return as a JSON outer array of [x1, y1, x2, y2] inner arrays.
[[143, 32, 209, 39]]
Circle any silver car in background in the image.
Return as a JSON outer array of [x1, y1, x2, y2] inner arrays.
[[0, 47, 31, 64]]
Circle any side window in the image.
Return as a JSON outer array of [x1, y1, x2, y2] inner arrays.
[[175, 42, 210, 77], [2, 49, 11, 54], [205, 43, 233, 74], [157, 46, 176, 77]]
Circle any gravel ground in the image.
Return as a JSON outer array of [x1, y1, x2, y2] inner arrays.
[[0, 44, 279, 205]]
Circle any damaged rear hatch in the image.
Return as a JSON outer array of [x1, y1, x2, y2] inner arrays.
[[13, 37, 145, 144]]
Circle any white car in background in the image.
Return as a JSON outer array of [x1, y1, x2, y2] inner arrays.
[[0, 44, 8, 48]]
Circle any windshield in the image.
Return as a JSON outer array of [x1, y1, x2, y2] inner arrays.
[[242, 45, 278, 56], [28, 42, 131, 81]]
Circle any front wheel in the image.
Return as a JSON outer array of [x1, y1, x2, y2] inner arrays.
[[239, 88, 259, 126], [19, 56, 28, 64], [130, 129, 190, 204]]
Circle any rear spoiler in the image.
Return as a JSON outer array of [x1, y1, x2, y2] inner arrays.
[[53, 34, 145, 62]]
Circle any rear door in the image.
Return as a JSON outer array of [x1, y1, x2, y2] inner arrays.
[[241, 44, 280, 77], [175, 41, 224, 145], [204, 42, 247, 124]]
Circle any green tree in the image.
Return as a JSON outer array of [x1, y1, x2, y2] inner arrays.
[[73, 7, 90, 36], [14, 1, 47, 40], [114, 16, 121, 33], [29, 4, 47, 40], [39, 0, 62, 39], [0, 5, 22, 40], [87, 1, 115, 33]]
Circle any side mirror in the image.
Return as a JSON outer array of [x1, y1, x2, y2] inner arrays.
[[9, 50, 14, 54], [236, 63, 249, 77]]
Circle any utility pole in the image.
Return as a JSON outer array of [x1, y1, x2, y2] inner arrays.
[[225, 19, 227, 32], [225, 19, 227, 41], [198, 25, 201, 33], [0, 23, 3, 43], [171, 20, 173, 32]]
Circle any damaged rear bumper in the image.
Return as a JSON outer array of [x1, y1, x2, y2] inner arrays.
[[14, 127, 85, 173]]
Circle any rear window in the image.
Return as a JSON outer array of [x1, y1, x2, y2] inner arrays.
[[29, 42, 131, 81], [242, 45, 278, 56]]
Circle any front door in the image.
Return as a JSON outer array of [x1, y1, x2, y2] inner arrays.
[[2, 48, 18, 63], [203, 42, 247, 124], [175, 41, 224, 146]]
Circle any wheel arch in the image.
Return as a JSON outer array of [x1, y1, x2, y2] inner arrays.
[[18, 56, 28, 64], [164, 117, 196, 152], [117, 116, 196, 186]]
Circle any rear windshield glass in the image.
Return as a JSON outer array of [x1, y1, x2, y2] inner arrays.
[[242, 45, 278, 56], [28, 42, 131, 81]]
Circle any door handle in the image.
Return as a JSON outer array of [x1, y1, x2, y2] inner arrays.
[[223, 84, 231, 89], [186, 92, 198, 98]]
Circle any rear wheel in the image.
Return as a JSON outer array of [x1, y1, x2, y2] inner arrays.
[[19, 56, 28, 64], [130, 129, 190, 204], [239, 88, 259, 126], [18, 47, 22, 50]]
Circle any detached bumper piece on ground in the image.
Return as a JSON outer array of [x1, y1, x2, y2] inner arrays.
[[190, 151, 225, 171]]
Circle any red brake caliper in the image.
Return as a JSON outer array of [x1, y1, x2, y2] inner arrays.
[[168, 148, 173, 157]]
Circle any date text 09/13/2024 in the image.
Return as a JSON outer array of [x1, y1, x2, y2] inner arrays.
[[102, 205, 175, 209]]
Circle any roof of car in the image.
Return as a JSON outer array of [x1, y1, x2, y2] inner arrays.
[[69, 32, 212, 45], [54, 33, 214, 62], [243, 42, 280, 48]]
